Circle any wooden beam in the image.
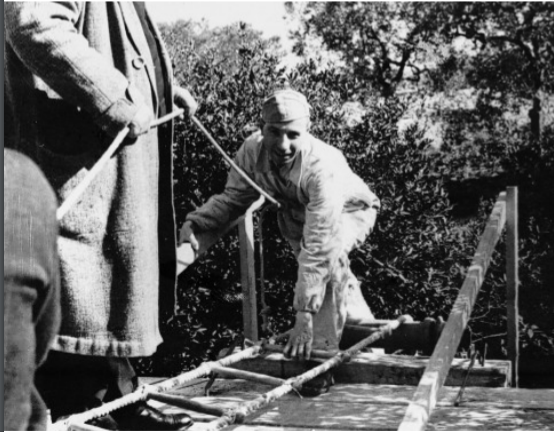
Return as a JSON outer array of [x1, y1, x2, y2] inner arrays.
[[238, 200, 262, 342], [211, 365, 285, 386], [340, 319, 447, 354], [230, 351, 510, 387], [398, 192, 507, 431], [147, 381, 554, 431], [149, 391, 226, 417], [142, 379, 554, 411], [506, 186, 519, 388]]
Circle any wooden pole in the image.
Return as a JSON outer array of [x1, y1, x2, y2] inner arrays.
[[211, 365, 285, 386], [398, 193, 507, 431], [239, 204, 259, 342], [149, 392, 226, 417], [506, 186, 519, 387], [57, 109, 186, 221], [56, 127, 129, 221]]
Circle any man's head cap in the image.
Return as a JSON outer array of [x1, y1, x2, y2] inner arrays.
[[262, 89, 311, 124]]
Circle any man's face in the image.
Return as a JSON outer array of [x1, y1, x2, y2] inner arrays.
[[261, 117, 310, 167]]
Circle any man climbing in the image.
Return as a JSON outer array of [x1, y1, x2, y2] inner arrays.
[[180, 88, 380, 361]]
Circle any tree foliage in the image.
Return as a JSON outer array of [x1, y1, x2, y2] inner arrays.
[[137, 6, 553, 376]]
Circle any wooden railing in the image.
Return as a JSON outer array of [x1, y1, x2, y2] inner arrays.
[[176, 196, 265, 341], [398, 187, 519, 430]]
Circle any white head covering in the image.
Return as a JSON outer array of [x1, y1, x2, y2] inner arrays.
[[262, 89, 311, 123]]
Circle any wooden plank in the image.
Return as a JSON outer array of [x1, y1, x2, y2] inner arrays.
[[506, 186, 519, 387], [341, 319, 446, 354], [244, 405, 554, 431], [427, 407, 554, 431], [230, 352, 510, 387], [238, 203, 259, 342], [157, 398, 554, 431], [211, 365, 285, 386], [399, 192, 507, 431], [146, 380, 553, 430], [148, 380, 554, 410]]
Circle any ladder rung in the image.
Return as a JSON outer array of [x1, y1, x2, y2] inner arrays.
[[263, 344, 339, 359], [211, 365, 285, 386], [149, 391, 226, 417], [67, 422, 108, 431]]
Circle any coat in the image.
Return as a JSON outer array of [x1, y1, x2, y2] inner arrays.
[[5, 2, 177, 357], [186, 131, 381, 314]]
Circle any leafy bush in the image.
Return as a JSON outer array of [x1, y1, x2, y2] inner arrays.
[[136, 21, 553, 376]]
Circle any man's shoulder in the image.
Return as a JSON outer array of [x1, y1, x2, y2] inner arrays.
[[236, 131, 263, 167], [306, 135, 347, 166], [239, 130, 263, 154]]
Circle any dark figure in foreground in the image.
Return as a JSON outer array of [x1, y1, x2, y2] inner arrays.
[[4, 149, 61, 431]]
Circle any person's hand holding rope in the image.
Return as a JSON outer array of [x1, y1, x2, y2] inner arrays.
[[174, 86, 199, 118]]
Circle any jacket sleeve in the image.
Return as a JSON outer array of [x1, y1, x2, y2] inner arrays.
[[293, 166, 344, 314], [186, 144, 261, 231], [5, 2, 145, 137]]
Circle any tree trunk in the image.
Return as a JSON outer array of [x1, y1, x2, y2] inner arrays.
[[529, 94, 541, 141]]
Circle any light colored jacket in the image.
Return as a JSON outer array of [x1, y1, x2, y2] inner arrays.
[[5, 2, 177, 357], [187, 131, 380, 313]]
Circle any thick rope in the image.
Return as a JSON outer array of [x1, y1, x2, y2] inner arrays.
[[190, 116, 280, 208], [205, 315, 411, 430]]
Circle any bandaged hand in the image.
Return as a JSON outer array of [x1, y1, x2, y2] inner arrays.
[[284, 311, 314, 360], [173, 86, 198, 117], [179, 221, 199, 250], [368, 207, 378, 233]]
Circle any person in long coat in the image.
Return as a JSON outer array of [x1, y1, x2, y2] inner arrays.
[[5, 2, 195, 429]]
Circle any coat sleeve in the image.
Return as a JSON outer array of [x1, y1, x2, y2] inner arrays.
[[293, 166, 344, 314], [186, 144, 261, 231], [5, 2, 145, 137]]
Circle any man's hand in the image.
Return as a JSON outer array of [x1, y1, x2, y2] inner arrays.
[[283, 311, 314, 360], [174, 86, 198, 117], [179, 221, 199, 250]]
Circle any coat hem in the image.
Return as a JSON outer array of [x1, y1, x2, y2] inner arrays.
[[52, 333, 163, 357]]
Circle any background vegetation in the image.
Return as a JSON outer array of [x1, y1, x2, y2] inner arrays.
[[137, 2, 554, 385]]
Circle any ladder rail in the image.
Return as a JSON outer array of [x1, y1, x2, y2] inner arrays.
[[398, 192, 508, 431], [205, 316, 411, 431], [51, 344, 264, 430]]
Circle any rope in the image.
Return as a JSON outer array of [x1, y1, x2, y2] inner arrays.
[[206, 315, 411, 430], [190, 116, 280, 209]]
